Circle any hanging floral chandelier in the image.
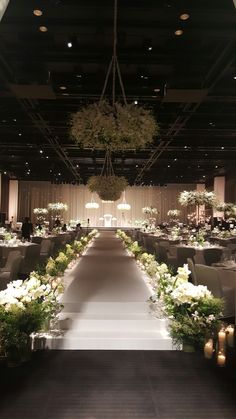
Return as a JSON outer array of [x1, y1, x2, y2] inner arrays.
[[70, 0, 159, 198]]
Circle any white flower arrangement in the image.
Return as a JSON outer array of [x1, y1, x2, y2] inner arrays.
[[70, 100, 158, 151], [48, 202, 68, 212], [167, 209, 180, 218], [142, 206, 158, 215], [33, 208, 48, 215], [179, 190, 216, 207]]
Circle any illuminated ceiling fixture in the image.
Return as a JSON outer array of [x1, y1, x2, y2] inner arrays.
[[33, 9, 43, 17], [117, 191, 131, 211], [175, 29, 183, 36], [180, 13, 190, 21], [39, 26, 48, 32], [102, 200, 114, 204], [59, 86, 67, 90], [85, 194, 99, 209]]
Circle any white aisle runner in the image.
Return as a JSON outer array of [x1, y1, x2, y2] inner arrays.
[[48, 231, 173, 350]]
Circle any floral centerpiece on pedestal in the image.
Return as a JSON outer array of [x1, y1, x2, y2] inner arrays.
[[33, 208, 48, 225], [48, 202, 68, 225], [167, 209, 181, 218], [142, 206, 159, 231], [179, 190, 216, 224], [215, 202, 236, 218]]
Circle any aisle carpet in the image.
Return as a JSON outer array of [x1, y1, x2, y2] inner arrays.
[[0, 350, 236, 419]]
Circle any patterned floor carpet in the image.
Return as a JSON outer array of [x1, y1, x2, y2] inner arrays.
[[0, 350, 236, 419]]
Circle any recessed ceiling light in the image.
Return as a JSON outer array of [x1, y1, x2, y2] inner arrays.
[[134, 100, 138, 105], [175, 29, 183, 36], [76, 74, 82, 78], [18, 133, 22, 136], [148, 46, 152, 51], [39, 149, 43, 154], [46, 156, 49, 159], [180, 13, 190, 21], [174, 158, 177, 161], [215, 165, 218, 168], [67, 42, 72, 48], [59, 86, 67, 90], [154, 88, 160, 92], [167, 165, 170, 168], [25, 162, 29, 165], [221, 146, 225, 149], [233, 76, 236, 80], [39, 26, 48, 32], [3, 171, 7, 175], [33, 9, 43, 17], [13, 118, 16, 122], [184, 145, 187, 149], [136, 165, 138, 168]]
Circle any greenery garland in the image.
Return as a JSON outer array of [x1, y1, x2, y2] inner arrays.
[[70, 100, 158, 151]]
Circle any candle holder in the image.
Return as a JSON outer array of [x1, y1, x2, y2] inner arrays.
[[204, 338, 214, 359], [218, 328, 226, 352], [217, 350, 226, 367], [225, 325, 234, 348]]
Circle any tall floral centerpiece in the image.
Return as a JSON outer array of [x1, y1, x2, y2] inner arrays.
[[179, 190, 216, 224], [215, 202, 236, 218], [142, 206, 159, 230], [48, 202, 68, 226], [33, 208, 48, 225]]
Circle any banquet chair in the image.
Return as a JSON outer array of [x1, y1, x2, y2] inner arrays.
[[187, 257, 197, 285], [203, 248, 223, 266], [177, 247, 196, 267], [0, 254, 23, 290], [0, 250, 22, 272], [194, 252, 205, 264], [20, 244, 40, 275], [195, 264, 234, 317], [39, 239, 52, 264]]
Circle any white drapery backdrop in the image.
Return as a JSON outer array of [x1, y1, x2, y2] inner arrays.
[[17, 181, 195, 225]]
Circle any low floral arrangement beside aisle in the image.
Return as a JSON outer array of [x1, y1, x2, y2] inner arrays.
[[116, 230, 223, 351], [0, 229, 98, 365]]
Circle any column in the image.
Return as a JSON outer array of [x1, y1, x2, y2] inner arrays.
[[8, 180, 18, 222], [213, 176, 225, 217]]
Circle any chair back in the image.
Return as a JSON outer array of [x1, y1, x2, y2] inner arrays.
[[157, 243, 169, 263], [203, 248, 222, 266], [2, 250, 21, 272], [20, 244, 40, 274], [187, 258, 197, 285], [40, 239, 52, 255], [0, 255, 23, 289], [177, 247, 196, 267], [194, 264, 223, 298]]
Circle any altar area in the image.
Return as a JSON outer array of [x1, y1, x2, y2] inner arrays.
[[16, 181, 193, 226]]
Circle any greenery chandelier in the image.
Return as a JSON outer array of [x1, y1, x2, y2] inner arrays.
[[70, 0, 158, 152]]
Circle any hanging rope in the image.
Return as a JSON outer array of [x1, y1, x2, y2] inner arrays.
[[99, 0, 127, 105]]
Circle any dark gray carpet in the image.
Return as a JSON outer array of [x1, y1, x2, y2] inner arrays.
[[0, 350, 236, 419]]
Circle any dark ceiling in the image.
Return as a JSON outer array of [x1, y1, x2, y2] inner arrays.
[[0, 0, 236, 185]]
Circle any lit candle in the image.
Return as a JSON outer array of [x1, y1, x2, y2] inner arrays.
[[226, 325, 234, 348], [217, 352, 226, 367], [218, 329, 226, 350], [204, 339, 213, 359]]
